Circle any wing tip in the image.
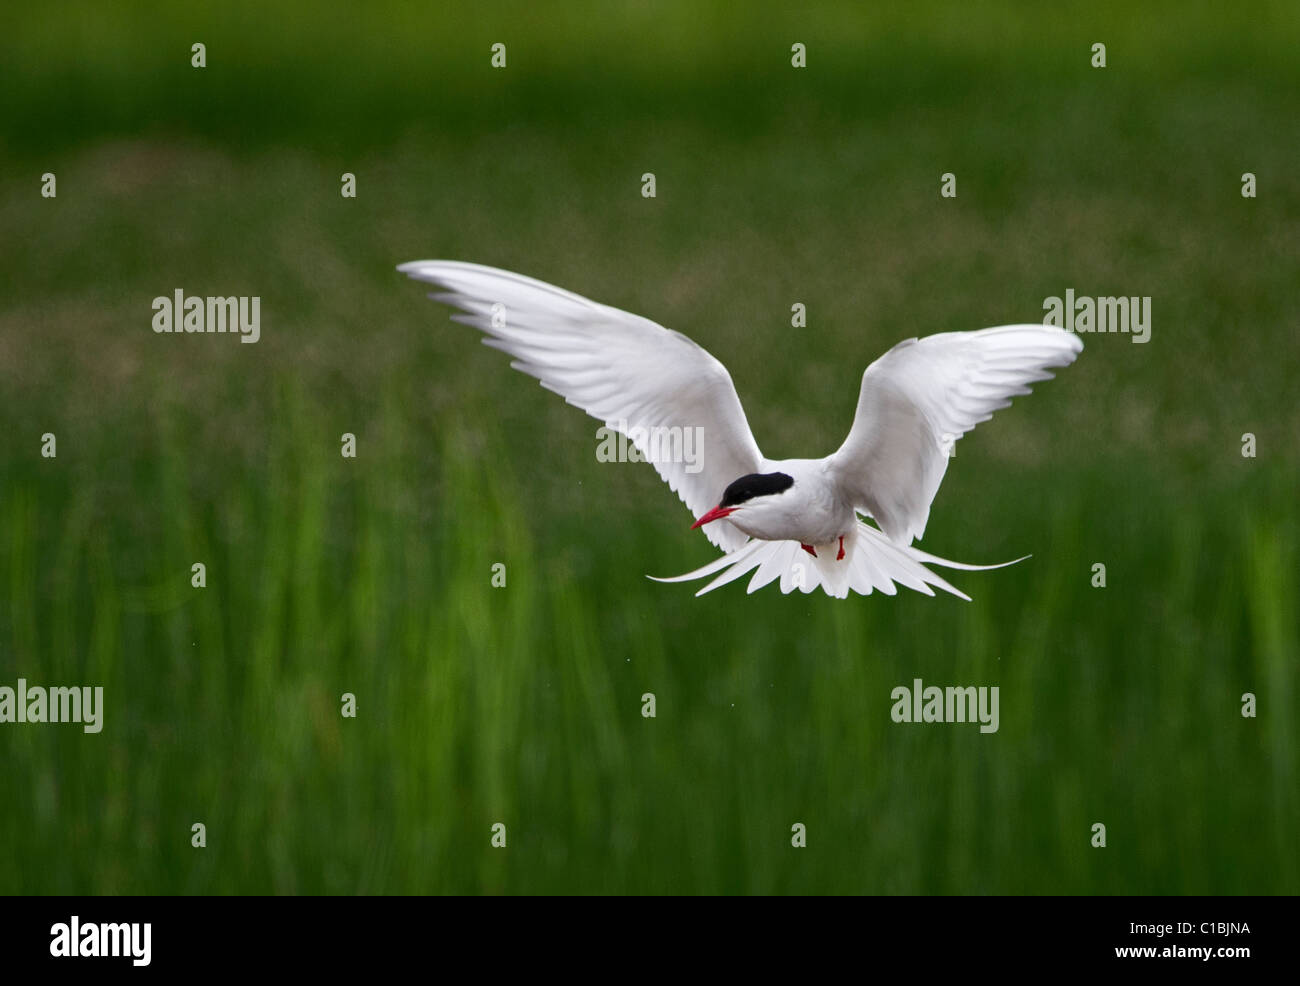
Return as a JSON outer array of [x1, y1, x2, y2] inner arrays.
[[396, 259, 438, 276], [398, 259, 489, 281]]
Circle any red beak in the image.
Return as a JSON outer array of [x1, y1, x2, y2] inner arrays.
[[691, 504, 737, 529]]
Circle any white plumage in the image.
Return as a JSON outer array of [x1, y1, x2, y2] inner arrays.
[[399, 260, 1082, 599]]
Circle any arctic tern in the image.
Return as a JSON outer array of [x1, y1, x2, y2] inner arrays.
[[399, 261, 1082, 599]]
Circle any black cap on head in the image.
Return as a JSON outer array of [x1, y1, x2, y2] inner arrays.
[[719, 472, 794, 507]]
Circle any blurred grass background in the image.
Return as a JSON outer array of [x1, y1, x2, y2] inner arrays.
[[1, 0, 1297, 893]]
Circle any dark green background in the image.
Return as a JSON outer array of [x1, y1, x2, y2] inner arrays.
[[1, 1, 1296, 893]]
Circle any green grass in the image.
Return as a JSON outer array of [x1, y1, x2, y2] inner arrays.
[[2, 388, 1295, 893], [0, 1, 1297, 894]]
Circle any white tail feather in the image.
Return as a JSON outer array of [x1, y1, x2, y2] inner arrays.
[[649, 519, 1027, 599]]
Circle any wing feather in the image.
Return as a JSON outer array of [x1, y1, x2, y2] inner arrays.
[[399, 261, 764, 551], [830, 325, 1082, 545]]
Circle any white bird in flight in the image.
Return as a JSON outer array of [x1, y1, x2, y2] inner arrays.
[[399, 261, 1082, 600]]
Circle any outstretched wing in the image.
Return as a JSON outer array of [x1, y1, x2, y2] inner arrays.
[[829, 325, 1082, 545], [398, 261, 763, 551]]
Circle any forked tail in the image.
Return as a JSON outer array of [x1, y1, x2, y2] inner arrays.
[[651, 519, 1027, 599]]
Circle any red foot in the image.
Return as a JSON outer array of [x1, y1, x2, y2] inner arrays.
[[801, 543, 817, 557], [836, 536, 846, 561]]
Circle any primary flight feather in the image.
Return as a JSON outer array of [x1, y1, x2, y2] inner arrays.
[[399, 260, 1082, 599]]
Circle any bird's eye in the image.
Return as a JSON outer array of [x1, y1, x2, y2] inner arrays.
[[720, 472, 794, 507]]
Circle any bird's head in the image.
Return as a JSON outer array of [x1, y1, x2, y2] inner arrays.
[[692, 471, 795, 529]]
